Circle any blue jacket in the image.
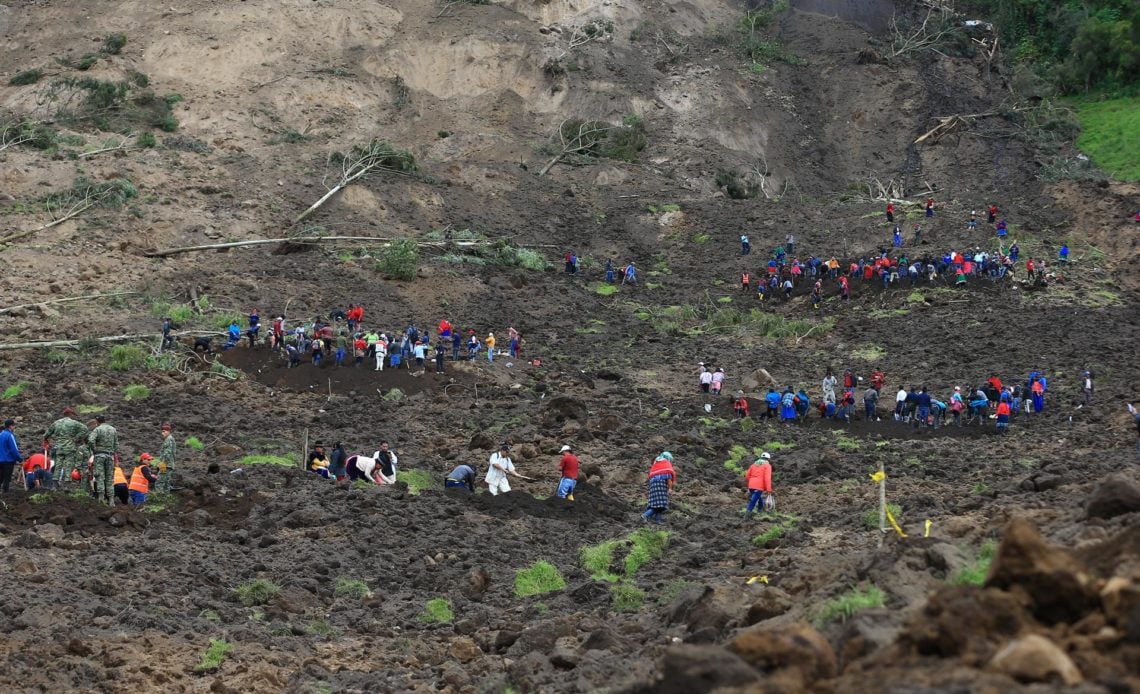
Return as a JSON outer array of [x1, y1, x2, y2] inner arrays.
[[0, 428, 21, 463], [765, 391, 781, 408]]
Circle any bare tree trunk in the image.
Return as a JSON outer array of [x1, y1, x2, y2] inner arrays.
[[145, 237, 556, 258], [0, 198, 98, 245], [0, 291, 138, 315], [0, 330, 224, 352]]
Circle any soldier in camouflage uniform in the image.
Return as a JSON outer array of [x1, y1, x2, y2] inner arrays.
[[43, 407, 88, 486], [156, 422, 176, 494], [87, 414, 118, 506]]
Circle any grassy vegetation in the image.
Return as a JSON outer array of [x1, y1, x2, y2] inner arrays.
[[376, 237, 420, 280], [2, 383, 28, 399], [515, 560, 566, 597], [952, 540, 997, 586], [150, 301, 195, 324], [657, 578, 693, 605], [753, 525, 787, 545], [307, 619, 336, 636], [611, 583, 646, 612], [78, 404, 108, 415], [9, 69, 44, 86], [421, 597, 454, 623], [108, 344, 146, 371], [1074, 97, 1140, 181], [863, 503, 903, 530], [184, 436, 204, 450], [851, 344, 885, 362], [334, 578, 372, 599], [198, 609, 221, 624], [581, 539, 622, 582], [835, 433, 861, 451], [235, 579, 279, 606], [195, 639, 232, 671], [816, 585, 885, 624], [594, 283, 618, 296], [624, 528, 669, 576], [397, 469, 433, 495], [122, 384, 151, 401], [28, 492, 51, 504], [751, 512, 802, 546], [239, 455, 294, 467]]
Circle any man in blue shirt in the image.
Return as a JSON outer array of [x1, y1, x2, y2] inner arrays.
[[0, 419, 23, 493]]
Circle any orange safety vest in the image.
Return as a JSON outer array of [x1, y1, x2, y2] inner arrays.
[[113, 466, 127, 486], [129, 466, 151, 493], [741, 273, 750, 284]]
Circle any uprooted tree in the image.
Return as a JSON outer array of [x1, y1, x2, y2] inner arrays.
[[537, 116, 647, 176], [294, 139, 416, 224], [0, 176, 137, 246]]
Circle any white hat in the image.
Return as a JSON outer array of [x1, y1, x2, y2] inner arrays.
[[560, 445, 572, 453], [760, 452, 771, 460]]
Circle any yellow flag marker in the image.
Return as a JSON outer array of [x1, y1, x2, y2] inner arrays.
[[869, 471, 886, 483], [747, 575, 770, 585], [924, 519, 932, 538], [885, 505, 907, 537]]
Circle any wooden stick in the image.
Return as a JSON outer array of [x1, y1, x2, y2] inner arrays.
[[0, 291, 138, 315]]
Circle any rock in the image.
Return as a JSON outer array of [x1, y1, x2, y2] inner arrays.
[[729, 621, 836, 689], [988, 634, 1082, 685], [14, 607, 54, 629], [985, 517, 1098, 624], [668, 584, 750, 641], [1033, 473, 1064, 491], [1099, 576, 1140, 633], [506, 616, 576, 657], [468, 432, 495, 451], [464, 568, 490, 599], [655, 644, 760, 693], [549, 636, 580, 668], [741, 368, 778, 394], [745, 586, 793, 624], [1086, 473, 1140, 519], [543, 396, 588, 423], [592, 167, 630, 186], [838, 609, 903, 662], [14, 560, 36, 574], [440, 661, 470, 688], [184, 509, 213, 527], [925, 542, 969, 575], [592, 415, 623, 432], [448, 636, 481, 663], [32, 523, 64, 543], [282, 507, 324, 529], [14, 530, 50, 548], [213, 443, 244, 457]]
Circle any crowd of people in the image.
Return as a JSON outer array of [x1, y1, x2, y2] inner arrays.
[[0, 414, 175, 506]]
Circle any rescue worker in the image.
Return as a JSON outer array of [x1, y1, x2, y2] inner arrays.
[[886, 201, 894, 222], [22, 452, 52, 490], [445, 463, 477, 492], [112, 460, 129, 505], [863, 385, 879, 421], [557, 444, 579, 501], [87, 415, 118, 506], [744, 452, 773, 517], [485, 443, 522, 496], [129, 453, 158, 506], [44, 407, 87, 486], [485, 332, 496, 363], [329, 442, 347, 481], [733, 392, 750, 419], [156, 422, 176, 494]]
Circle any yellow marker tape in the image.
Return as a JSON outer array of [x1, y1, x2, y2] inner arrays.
[[869, 471, 886, 483], [924, 519, 932, 538], [885, 506, 907, 537], [746, 575, 770, 585]]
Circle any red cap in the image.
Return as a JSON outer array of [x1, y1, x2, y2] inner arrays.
[[160, 423, 172, 431], [139, 452, 154, 461]]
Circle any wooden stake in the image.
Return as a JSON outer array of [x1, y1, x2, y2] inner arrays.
[[302, 429, 309, 471], [878, 460, 887, 549]]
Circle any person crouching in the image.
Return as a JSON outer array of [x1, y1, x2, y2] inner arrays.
[[129, 453, 158, 506]]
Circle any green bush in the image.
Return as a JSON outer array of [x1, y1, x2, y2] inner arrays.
[[376, 238, 420, 280], [239, 455, 293, 467], [863, 503, 902, 530], [103, 33, 127, 55], [8, 69, 43, 86], [235, 578, 279, 606], [816, 585, 884, 624], [594, 283, 618, 296], [421, 597, 454, 623], [515, 560, 566, 597], [108, 345, 146, 370], [611, 583, 645, 612], [122, 384, 151, 401], [624, 528, 669, 576], [184, 436, 204, 450], [952, 540, 997, 586], [136, 132, 156, 148], [2, 383, 27, 399], [335, 578, 372, 598], [195, 639, 232, 671], [397, 469, 433, 495]]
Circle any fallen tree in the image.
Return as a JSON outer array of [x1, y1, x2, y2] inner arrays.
[[0, 291, 138, 315], [0, 330, 223, 352], [144, 236, 558, 258], [294, 139, 416, 225]]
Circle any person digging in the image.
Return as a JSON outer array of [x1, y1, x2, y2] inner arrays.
[[484, 443, 531, 496]]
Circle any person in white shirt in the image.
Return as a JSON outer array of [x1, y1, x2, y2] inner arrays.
[[699, 367, 713, 394], [375, 336, 388, 371], [485, 443, 522, 495]]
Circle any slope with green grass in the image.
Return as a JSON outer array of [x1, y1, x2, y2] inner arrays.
[[1073, 97, 1140, 181]]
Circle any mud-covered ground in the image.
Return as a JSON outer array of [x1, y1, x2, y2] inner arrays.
[[1, 0, 1139, 692]]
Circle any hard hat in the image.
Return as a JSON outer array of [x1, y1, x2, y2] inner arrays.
[[559, 445, 572, 453], [70, 469, 81, 481]]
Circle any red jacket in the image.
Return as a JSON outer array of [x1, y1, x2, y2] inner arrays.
[[559, 453, 579, 480], [745, 462, 772, 492], [997, 402, 1011, 416], [648, 458, 675, 480], [734, 398, 750, 416]]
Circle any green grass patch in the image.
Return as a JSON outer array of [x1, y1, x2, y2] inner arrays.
[[863, 503, 902, 530], [764, 441, 795, 452], [717, 296, 733, 304], [753, 525, 787, 545], [122, 384, 151, 401], [835, 433, 860, 451], [335, 578, 372, 599], [28, 492, 51, 504], [235, 578, 279, 606], [816, 585, 884, 624], [199, 609, 222, 624], [692, 232, 710, 244], [850, 344, 885, 362], [397, 469, 433, 495], [952, 540, 996, 586], [581, 539, 622, 582], [212, 312, 246, 332], [515, 560, 566, 597], [307, 619, 336, 636], [184, 436, 204, 450], [1074, 97, 1140, 181], [751, 511, 802, 546], [594, 283, 618, 296], [421, 597, 454, 623], [611, 583, 646, 612], [108, 344, 145, 371], [657, 578, 692, 605], [195, 639, 232, 672], [624, 528, 669, 577], [645, 282, 664, 290], [660, 203, 680, 213], [2, 383, 28, 399], [77, 404, 107, 415], [239, 455, 293, 467]]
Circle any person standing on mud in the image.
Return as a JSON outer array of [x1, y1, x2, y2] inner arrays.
[[886, 202, 894, 223], [156, 423, 176, 494], [557, 445, 579, 501], [485, 443, 522, 496], [744, 452, 773, 517], [642, 452, 675, 524], [485, 332, 496, 364], [863, 385, 880, 421], [329, 442, 347, 481], [87, 415, 118, 506], [821, 370, 837, 405], [1081, 369, 1094, 405], [129, 453, 158, 506], [44, 407, 87, 487], [0, 419, 22, 494], [741, 233, 750, 256]]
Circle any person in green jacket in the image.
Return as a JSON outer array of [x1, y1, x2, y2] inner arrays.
[[156, 422, 176, 494], [44, 407, 88, 486], [87, 415, 118, 506]]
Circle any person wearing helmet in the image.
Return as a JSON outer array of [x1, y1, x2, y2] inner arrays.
[[129, 453, 158, 506], [744, 453, 773, 517], [22, 451, 53, 491], [557, 444, 579, 501], [642, 452, 676, 524]]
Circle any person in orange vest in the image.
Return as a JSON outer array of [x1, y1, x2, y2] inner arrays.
[[129, 453, 158, 506], [741, 271, 750, 291], [995, 393, 1012, 434], [112, 460, 129, 506], [744, 452, 773, 517]]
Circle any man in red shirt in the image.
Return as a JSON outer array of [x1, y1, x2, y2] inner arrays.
[[557, 445, 579, 501]]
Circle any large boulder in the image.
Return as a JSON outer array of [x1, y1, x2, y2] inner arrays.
[[988, 634, 1082, 685], [898, 585, 1027, 661], [729, 621, 837, 689], [667, 584, 752, 641], [985, 517, 1098, 624], [655, 644, 760, 693], [741, 368, 778, 394], [1086, 473, 1140, 519]]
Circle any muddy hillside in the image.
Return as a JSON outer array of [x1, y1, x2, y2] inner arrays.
[[1, 0, 1138, 692]]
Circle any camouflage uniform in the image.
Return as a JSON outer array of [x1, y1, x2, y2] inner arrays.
[[43, 416, 88, 484], [87, 423, 118, 504], [156, 433, 176, 494]]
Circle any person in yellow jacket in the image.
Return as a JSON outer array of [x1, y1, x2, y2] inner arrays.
[[112, 462, 129, 506], [129, 453, 158, 506], [485, 332, 496, 364]]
